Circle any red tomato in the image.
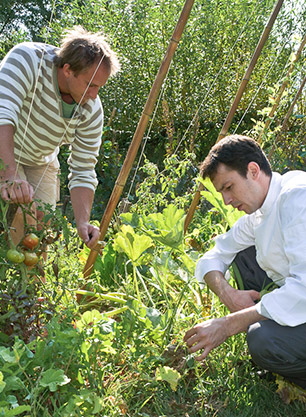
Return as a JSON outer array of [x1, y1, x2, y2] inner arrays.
[[23, 251, 39, 266], [22, 233, 39, 250], [6, 249, 25, 264]]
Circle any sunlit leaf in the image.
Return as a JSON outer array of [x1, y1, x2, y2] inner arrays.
[[143, 204, 185, 250], [199, 177, 244, 228], [0, 371, 6, 393], [155, 366, 181, 391], [113, 225, 153, 263]]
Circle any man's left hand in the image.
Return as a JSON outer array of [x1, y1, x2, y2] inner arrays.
[[184, 317, 228, 361], [77, 222, 100, 249]]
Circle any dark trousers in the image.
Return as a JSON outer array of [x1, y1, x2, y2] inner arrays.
[[233, 246, 306, 389]]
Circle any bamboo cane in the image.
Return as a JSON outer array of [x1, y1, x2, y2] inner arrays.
[[83, 0, 195, 279], [184, 0, 284, 234], [258, 32, 306, 144], [268, 73, 306, 160]]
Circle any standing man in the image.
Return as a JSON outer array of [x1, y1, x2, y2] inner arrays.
[[0, 26, 120, 248], [184, 135, 306, 389]]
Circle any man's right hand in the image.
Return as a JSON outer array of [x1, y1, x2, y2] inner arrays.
[[220, 286, 261, 313], [0, 179, 34, 204], [204, 271, 261, 314]]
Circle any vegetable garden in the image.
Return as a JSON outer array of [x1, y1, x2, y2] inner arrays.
[[1, 0, 306, 416]]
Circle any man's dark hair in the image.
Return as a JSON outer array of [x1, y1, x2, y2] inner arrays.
[[200, 135, 272, 179], [53, 26, 120, 76]]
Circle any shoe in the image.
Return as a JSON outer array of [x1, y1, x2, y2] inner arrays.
[[276, 374, 306, 404]]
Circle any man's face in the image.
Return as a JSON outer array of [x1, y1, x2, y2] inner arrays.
[[211, 162, 266, 214], [64, 62, 110, 104]]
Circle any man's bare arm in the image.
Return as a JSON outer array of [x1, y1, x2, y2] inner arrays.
[[70, 186, 100, 249]]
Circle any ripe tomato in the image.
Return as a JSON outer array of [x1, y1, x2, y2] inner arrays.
[[23, 251, 39, 266], [22, 233, 39, 250], [7, 249, 25, 264]]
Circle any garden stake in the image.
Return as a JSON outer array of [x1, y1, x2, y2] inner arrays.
[[258, 32, 306, 144], [83, 0, 195, 281], [184, 0, 284, 234], [268, 72, 306, 160]]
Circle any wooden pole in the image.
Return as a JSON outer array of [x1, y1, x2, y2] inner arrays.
[[268, 73, 306, 160], [258, 32, 306, 144], [184, 0, 284, 234], [83, 0, 195, 279]]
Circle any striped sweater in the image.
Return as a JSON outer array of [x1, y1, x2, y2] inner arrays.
[[0, 42, 104, 191]]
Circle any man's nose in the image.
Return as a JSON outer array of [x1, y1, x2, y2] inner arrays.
[[89, 87, 99, 99], [222, 192, 232, 206]]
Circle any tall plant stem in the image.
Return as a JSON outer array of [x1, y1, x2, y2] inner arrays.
[[184, 0, 284, 234], [258, 32, 306, 144], [83, 0, 195, 279]]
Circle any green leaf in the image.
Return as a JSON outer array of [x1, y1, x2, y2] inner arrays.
[[143, 204, 185, 250], [39, 369, 70, 392], [76, 309, 103, 331], [76, 310, 115, 344], [199, 177, 244, 228], [146, 307, 162, 328], [0, 372, 6, 394], [155, 366, 181, 391], [3, 376, 23, 392], [0, 347, 17, 364], [0, 405, 31, 416], [113, 224, 153, 263], [120, 212, 143, 228]]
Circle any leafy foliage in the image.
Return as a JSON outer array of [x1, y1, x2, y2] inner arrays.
[[1, 0, 306, 415]]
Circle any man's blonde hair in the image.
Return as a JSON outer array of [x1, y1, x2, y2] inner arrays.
[[54, 26, 120, 76]]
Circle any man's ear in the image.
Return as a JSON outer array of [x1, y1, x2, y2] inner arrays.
[[62, 63, 72, 78], [247, 162, 260, 179]]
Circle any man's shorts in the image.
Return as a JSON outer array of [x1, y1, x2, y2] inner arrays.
[[17, 158, 60, 209]]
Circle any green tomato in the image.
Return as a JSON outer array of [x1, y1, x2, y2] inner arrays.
[[7, 249, 25, 264]]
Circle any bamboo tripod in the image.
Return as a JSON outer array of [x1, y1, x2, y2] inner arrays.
[[83, 0, 195, 279], [183, 0, 284, 234]]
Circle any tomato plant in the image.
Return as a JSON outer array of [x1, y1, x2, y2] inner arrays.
[[6, 249, 25, 264], [22, 233, 39, 250]]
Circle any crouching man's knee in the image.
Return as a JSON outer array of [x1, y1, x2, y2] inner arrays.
[[247, 321, 274, 370], [247, 320, 306, 389]]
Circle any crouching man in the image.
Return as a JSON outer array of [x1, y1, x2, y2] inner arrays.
[[184, 135, 306, 389]]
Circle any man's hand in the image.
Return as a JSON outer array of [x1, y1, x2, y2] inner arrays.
[[77, 222, 100, 249], [184, 305, 265, 362], [70, 187, 100, 249], [184, 317, 228, 361], [0, 179, 34, 204], [220, 287, 261, 313]]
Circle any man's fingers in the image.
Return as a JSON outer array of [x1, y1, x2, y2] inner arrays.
[[1, 187, 9, 201], [184, 327, 206, 349], [195, 347, 211, 362], [250, 290, 261, 301], [183, 327, 197, 342], [77, 224, 100, 249], [184, 328, 212, 361], [0, 180, 33, 204], [85, 230, 100, 249]]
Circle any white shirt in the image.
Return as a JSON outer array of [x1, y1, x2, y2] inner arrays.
[[195, 170, 306, 326]]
